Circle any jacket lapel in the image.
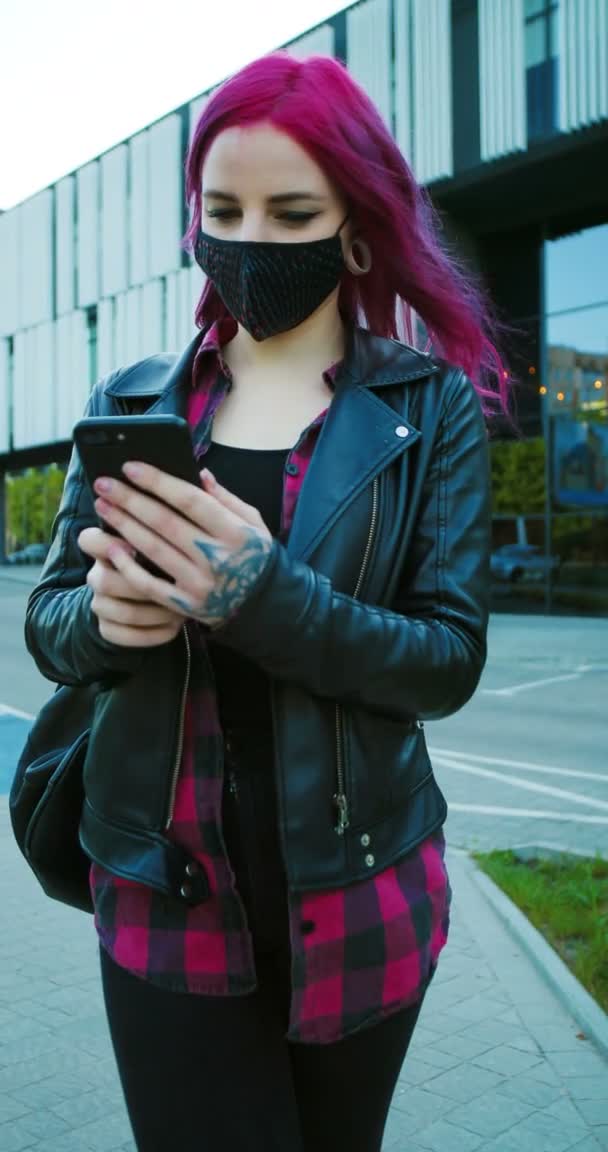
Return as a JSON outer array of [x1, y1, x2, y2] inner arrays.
[[104, 327, 437, 566], [287, 326, 436, 563], [287, 383, 420, 563]]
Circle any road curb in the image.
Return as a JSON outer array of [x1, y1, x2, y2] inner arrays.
[[470, 859, 608, 1060]]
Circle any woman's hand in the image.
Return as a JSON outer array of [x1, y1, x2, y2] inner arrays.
[[80, 463, 274, 632], [78, 529, 185, 647]]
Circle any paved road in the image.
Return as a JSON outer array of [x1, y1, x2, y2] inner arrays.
[[2, 568, 607, 860]]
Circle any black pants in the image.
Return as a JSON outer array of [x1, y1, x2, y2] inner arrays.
[[101, 944, 423, 1152], [100, 761, 425, 1151]]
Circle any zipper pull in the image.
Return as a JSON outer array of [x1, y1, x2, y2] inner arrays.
[[227, 771, 239, 800], [333, 792, 350, 836]]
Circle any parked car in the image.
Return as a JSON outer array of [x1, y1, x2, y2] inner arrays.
[[490, 544, 561, 584], [5, 543, 49, 565]]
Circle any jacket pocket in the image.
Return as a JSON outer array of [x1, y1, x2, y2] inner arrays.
[[82, 637, 185, 832], [345, 710, 432, 830]]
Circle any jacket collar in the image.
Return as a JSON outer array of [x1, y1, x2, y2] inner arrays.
[[103, 326, 438, 402], [102, 326, 438, 564]]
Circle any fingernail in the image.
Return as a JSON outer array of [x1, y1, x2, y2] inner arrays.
[[123, 461, 143, 479], [201, 468, 216, 485], [94, 478, 112, 494]]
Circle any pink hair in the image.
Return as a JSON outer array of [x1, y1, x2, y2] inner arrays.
[[184, 52, 510, 419]]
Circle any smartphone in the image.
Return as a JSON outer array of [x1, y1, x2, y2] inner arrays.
[[73, 415, 201, 581]]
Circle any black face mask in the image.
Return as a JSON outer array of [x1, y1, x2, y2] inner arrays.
[[193, 215, 348, 341]]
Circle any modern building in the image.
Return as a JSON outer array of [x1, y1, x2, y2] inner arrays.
[[1, 0, 607, 605]]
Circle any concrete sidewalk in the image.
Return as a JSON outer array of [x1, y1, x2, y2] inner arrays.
[[0, 800, 606, 1152]]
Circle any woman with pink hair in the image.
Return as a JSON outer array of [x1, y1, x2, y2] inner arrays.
[[27, 51, 509, 1152]]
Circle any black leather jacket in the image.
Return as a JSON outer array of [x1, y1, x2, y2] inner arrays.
[[25, 327, 491, 904]]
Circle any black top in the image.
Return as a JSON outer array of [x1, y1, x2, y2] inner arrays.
[[203, 441, 290, 769]]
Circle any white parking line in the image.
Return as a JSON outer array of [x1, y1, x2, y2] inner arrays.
[[0, 703, 35, 721], [448, 803, 608, 825], [481, 665, 593, 697], [432, 753, 608, 812], [429, 747, 608, 784]]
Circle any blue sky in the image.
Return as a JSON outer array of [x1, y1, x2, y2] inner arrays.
[[1, 0, 351, 209]]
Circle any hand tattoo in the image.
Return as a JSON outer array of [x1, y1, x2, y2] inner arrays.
[[169, 530, 272, 626]]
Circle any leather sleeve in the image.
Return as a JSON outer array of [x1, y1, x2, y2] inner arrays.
[[24, 378, 149, 686], [215, 371, 491, 722]]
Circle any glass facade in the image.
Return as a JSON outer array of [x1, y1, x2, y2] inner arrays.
[[543, 222, 608, 615], [546, 224, 608, 420]]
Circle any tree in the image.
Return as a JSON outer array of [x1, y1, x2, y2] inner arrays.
[[490, 438, 546, 513], [5, 466, 67, 550]]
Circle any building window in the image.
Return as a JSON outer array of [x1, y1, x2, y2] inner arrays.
[[525, 0, 559, 141]]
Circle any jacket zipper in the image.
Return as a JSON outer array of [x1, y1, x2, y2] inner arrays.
[[165, 624, 191, 829], [333, 476, 380, 835]]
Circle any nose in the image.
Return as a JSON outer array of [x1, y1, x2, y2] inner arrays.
[[238, 211, 270, 243]]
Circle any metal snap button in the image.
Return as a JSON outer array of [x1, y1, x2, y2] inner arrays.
[[185, 862, 199, 878], [395, 426, 409, 439], [361, 833, 371, 848], [180, 883, 192, 899], [365, 854, 375, 868], [285, 462, 299, 477]]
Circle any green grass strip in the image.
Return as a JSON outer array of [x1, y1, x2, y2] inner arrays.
[[473, 850, 608, 1014]]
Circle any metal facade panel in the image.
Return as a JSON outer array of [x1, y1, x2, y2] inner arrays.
[[165, 272, 180, 355], [141, 280, 164, 358], [577, 0, 588, 126], [560, 0, 608, 129], [497, 0, 509, 156], [479, 0, 489, 157], [101, 145, 129, 298], [288, 23, 334, 57], [439, 0, 453, 175], [77, 162, 100, 308], [56, 177, 76, 317], [13, 333, 27, 450], [32, 323, 57, 445], [587, 0, 599, 122], [413, 0, 429, 179], [600, 0, 608, 119], [55, 312, 89, 439], [125, 287, 143, 364], [512, 0, 526, 149], [189, 266, 204, 331], [114, 291, 129, 369], [148, 116, 183, 280], [166, 268, 199, 354], [12, 324, 55, 448], [0, 208, 20, 336], [0, 339, 9, 453], [347, 0, 392, 126], [129, 132, 149, 287], [479, 0, 526, 159], [20, 191, 53, 330], [189, 95, 207, 146], [411, 0, 453, 182], [97, 297, 115, 379], [395, 0, 413, 161]]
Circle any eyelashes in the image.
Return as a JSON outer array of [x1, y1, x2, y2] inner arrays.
[[205, 210, 322, 225]]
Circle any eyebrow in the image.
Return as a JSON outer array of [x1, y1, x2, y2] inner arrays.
[[203, 190, 326, 204]]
